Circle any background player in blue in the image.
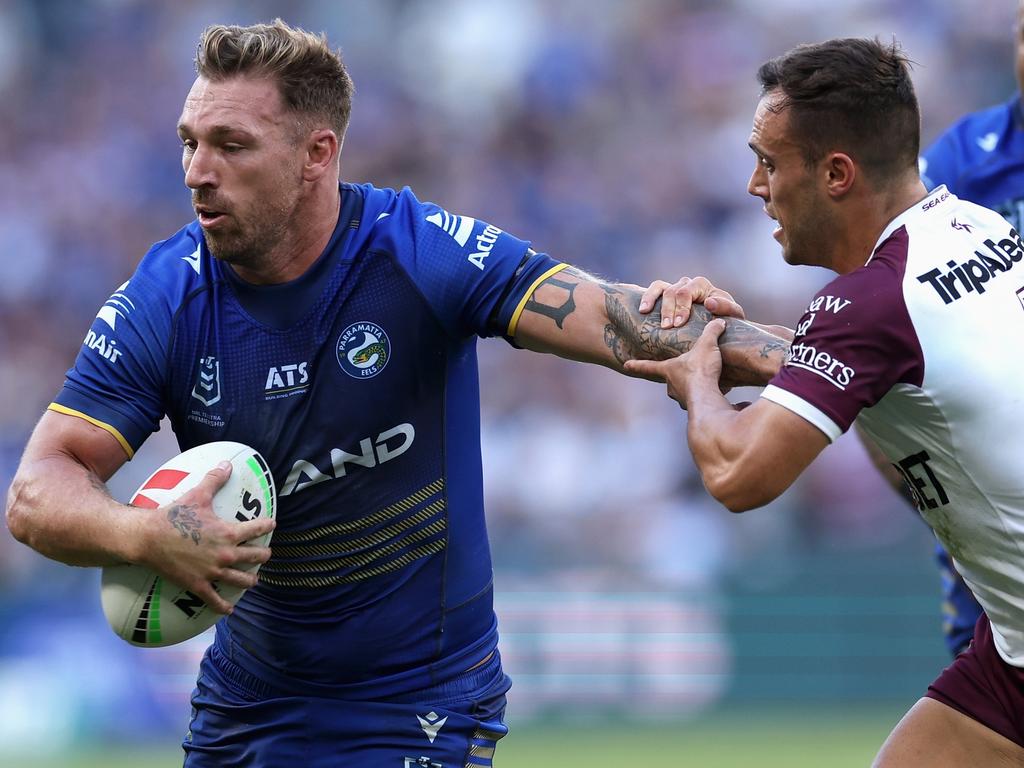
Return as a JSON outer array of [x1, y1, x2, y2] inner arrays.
[[3, 19, 788, 768], [859, 2, 1024, 658]]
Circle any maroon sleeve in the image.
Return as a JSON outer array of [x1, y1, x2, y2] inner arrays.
[[767, 227, 925, 434]]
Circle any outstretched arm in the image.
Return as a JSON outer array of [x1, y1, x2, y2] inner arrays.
[[512, 266, 790, 386]]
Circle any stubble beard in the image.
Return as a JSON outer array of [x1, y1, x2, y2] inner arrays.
[[203, 200, 292, 273]]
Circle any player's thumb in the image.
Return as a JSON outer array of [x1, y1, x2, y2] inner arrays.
[[700, 318, 727, 344], [623, 358, 665, 380]]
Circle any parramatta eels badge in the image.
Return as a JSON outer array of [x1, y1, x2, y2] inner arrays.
[[336, 321, 391, 379]]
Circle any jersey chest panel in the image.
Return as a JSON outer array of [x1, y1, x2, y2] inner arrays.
[[164, 254, 450, 534]]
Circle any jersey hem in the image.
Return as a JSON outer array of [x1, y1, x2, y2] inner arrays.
[[47, 403, 135, 458], [505, 263, 570, 337], [761, 385, 842, 442]]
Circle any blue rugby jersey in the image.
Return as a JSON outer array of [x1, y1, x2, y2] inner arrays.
[[53, 183, 566, 698], [920, 94, 1024, 231], [917, 95, 1024, 656]]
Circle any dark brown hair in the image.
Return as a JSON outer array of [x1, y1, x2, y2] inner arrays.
[[757, 38, 920, 183]]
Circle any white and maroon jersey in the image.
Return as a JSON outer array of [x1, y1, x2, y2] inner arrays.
[[762, 186, 1024, 665]]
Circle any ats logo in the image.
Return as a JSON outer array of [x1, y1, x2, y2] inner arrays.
[[265, 362, 309, 399], [337, 322, 390, 379]]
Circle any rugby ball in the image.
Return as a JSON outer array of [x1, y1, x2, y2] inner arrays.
[[100, 441, 276, 647]]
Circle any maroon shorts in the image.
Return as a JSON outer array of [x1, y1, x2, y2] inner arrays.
[[926, 611, 1024, 748]]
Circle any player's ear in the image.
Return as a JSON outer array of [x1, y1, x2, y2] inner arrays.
[[302, 128, 339, 182], [824, 152, 855, 198]]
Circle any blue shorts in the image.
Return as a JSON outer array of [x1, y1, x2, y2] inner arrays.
[[182, 644, 511, 767]]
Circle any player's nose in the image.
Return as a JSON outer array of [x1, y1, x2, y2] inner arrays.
[[747, 164, 767, 200], [184, 145, 219, 190]]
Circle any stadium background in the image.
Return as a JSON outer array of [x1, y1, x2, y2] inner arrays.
[[0, 0, 1015, 765]]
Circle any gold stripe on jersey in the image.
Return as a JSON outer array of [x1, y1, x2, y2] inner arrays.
[[506, 262, 571, 337], [262, 518, 447, 575], [270, 500, 446, 559], [468, 743, 496, 760], [463, 725, 506, 767], [47, 403, 134, 458], [272, 478, 444, 543], [258, 540, 447, 588]]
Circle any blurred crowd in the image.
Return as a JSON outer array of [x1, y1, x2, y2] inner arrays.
[[0, 0, 1016, 744]]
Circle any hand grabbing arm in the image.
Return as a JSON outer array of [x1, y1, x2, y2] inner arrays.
[[513, 266, 790, 386]]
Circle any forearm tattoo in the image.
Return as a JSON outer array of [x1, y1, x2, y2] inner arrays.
[[602, 284, 790, 386], [168, 504, 202, 545], [524, 275, 577, 329]]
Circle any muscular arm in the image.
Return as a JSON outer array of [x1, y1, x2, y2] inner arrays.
[[5, 410, 273, 612], [626, 321, 828, 511], [6, 410, 141, 567], [513, 267, 790, 386]]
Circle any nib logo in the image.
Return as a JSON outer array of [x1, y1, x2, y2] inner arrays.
[[416, 711, 448, 744]]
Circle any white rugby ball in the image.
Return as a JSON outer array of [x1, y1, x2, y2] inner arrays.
[[101, 441, 276, 647]]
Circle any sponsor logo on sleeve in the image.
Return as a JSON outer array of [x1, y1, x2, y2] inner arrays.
[[84, 330, 123, 364], [785, 342, 855, 390], [336, 322, 390, 379], [426, 209, 475, 246], [793, 295, 850, 340], [916, 226, 1024, 304], [97, 280, 134, 331], [424, 209, 503, 270], [467, 223, 502, 270]]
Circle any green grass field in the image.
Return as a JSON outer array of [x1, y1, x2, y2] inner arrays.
[[3, 709, 903, 767]]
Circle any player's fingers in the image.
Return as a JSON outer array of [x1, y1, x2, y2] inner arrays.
[[186, 580, 234, 615], [231, 543, 274, 566], [667, 275, 718, 328], [704, 294, 746, 319], [623, 358, 669, 380], [230, 517, 276, 545], [697, 318, 728, 347], [639, 280, 674, 314], [215, 567, 261, 591]]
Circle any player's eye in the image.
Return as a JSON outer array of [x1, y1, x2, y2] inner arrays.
[[223, 143, 245, 154], [181, 139, 197, 153], [759, 156, 774, 173]]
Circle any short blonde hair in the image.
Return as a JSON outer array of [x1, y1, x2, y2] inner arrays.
[[196, 18, 354, 139]]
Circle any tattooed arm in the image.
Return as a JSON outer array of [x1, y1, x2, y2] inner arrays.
[[513, 266, 790, 386], [5, 410, 273, 612]]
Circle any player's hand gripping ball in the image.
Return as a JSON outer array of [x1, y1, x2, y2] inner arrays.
[[100, 442, 276, 647]]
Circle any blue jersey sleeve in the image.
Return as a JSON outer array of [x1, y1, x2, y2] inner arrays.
[[371, 188, 565, 339], [51, 262, 176, 457]]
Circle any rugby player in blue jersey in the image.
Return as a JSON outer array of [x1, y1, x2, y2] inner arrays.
[[4, 19, 789, 768]]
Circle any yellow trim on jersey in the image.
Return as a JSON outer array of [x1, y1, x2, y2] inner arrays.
[[505, 262, 571, 337], [47, 403, 135, 459]]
